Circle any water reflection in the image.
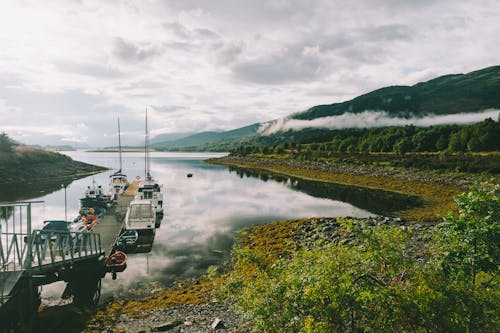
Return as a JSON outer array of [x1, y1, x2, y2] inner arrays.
[[2, 152, 381, 301], [0, 176, 76, 203], [228, 167, 423, 216]]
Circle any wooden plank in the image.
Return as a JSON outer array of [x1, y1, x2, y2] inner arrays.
[[123, 179, 140, 197]]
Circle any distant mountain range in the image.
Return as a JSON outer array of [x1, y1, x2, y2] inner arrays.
[[152, 66, 500, 151], [151, 123, 260, 151]]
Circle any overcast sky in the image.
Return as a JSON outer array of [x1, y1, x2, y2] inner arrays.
[[0, 0, 499, 147]]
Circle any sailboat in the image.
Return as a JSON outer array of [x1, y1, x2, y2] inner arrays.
[[135, 109, 164, 220], [109, 117, 129, 199]]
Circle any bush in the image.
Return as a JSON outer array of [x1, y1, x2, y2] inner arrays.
[[223, 182, 499, 332]]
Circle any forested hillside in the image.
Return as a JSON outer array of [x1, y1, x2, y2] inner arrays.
[[233, 118, 500, 156], [293, 66, 500, 120], [152, 66, 500, 152]]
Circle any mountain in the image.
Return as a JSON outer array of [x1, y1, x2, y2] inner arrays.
[[152, 66, 500, 151], [150, 132, 196, 144], [152, 123, 260, 151], [292, 66, 500, 121]]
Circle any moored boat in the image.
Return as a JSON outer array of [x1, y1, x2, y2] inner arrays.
[[124, 199, 156, 235], [135, 109, 164, 219], [109, 117, 129, 199], [79, 180, 110, 210], [115, 229, 138, 252], [106, 251, 128, 280]]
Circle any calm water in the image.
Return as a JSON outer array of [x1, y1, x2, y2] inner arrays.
[[3, 151, 379, 300]]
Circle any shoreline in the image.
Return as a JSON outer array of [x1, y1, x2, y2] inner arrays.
[[0, 160, 108, 202], [206, 155, 482, 222], [42, 155, 494, 331]]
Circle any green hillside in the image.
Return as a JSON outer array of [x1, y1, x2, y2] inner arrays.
[[0, 132, 106, 200], [293, 66, 500, 120], [151, 66, 500, 152]]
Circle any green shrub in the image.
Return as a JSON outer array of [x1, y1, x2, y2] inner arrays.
[[224, 182, 499, 332]]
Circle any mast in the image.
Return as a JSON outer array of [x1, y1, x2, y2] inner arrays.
[[145, 109, 151, 180], [118, 117, 123, 173]]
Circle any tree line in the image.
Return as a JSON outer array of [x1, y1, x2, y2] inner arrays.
[[232, 117, 500, 156]]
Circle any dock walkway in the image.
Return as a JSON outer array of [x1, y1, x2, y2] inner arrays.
[[90, 179, 139, 256]]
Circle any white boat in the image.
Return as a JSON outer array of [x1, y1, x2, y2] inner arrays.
[[124, 199, 156, 234], [135, 109, 164, 217], [109, 117, 129, 198], [136, 177, 164, 215]]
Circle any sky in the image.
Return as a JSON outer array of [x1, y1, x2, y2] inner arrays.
[[0, 0, 499, 147]]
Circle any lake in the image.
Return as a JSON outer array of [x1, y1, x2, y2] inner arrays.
[[3, 151, 380, 300]]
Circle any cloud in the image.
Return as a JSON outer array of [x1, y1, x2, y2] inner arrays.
[[232, 45, 326, 84], [210, 40, 245, 66], [0, 0, 499, 146], [164, 21, 219, 41], [259, 109, 500, 134], [56, 61, 124, 78], [112, 37, 162, 63]]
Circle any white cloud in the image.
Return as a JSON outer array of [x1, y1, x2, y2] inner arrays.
[[259, 109, 500, 135], [0, 0, 498, 146]]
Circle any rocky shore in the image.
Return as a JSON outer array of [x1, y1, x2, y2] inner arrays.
[[85, 302, 251, 333]]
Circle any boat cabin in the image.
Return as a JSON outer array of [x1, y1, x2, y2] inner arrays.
[[124, 199, 156, 234]]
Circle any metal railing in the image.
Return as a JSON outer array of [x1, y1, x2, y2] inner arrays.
[[1, 202, 102, 306], [28, 230, 102, 271]]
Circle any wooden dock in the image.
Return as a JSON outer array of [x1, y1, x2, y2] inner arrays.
[[90, 180, 140, 255]]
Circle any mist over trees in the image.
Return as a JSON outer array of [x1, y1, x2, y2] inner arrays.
[[232, 118, 500, 156]]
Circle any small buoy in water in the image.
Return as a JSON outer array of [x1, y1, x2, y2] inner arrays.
[[187, 173, 193, 178]]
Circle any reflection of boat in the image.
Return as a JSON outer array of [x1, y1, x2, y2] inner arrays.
[[109, 117, 129, 198], [106, 251, 127, 280], [124, 199, 156, 235], [116, 229, 138, 252], [135, 110, 164, 218]]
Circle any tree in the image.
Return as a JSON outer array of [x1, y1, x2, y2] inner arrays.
[[394, 137, 412, 155], [0, 132, 14, 152], [435, 134, 448, 151], [434, 181, 499, 284]]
